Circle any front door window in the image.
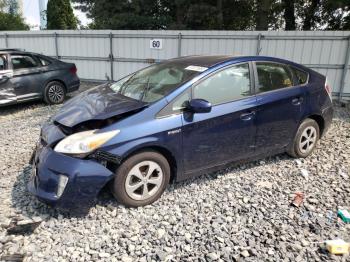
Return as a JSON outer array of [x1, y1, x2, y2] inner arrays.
[[193, 63, 251, 105]]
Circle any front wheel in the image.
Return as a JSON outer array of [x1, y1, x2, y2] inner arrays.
[[111, 151, 170, 207], [287, 118, 320, 158], [44, 81, 66, 105]]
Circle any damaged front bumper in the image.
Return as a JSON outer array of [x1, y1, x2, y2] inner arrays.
[[28, 140, 114, 212]]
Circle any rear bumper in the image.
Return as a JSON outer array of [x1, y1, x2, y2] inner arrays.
[[28, 144, 113, 212], [321, 105, 333, 136], [66, 77, 80, 93]]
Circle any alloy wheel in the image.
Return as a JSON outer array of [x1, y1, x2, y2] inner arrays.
[[125, 161, 163, 201], [48, 85, 64, 103], [299, 126, 317, 154]]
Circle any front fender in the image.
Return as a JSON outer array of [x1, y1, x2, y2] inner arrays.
[[105, 133, 184, 181]]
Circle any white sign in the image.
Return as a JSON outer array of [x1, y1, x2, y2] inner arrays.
[[185, 65, 208, 72], [150, 39, 163, 49]]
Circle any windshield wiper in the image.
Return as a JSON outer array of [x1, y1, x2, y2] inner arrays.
[[141, 77, 151, 101]]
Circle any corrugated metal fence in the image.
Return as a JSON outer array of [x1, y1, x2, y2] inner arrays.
[[1, 30, 349, 99]]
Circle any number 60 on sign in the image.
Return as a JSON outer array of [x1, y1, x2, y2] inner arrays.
[[150, 39, 163, 49]]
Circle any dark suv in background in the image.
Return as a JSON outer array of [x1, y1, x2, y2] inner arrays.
[[0, 49, 80, 106]]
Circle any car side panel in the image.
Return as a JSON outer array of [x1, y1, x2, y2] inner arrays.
[[8, 53, 44, 99], [94, 58, 329, 184], [0, 72, 17, 105], [181, 96, 257, 175], [11, 67, 45, 98], [300, 71, 333, 134], [0, 53, 16, 104], [254, 86, 306, 153], [103, 112, 184, 180]]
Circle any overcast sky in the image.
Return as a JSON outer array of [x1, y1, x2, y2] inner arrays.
[[23, 0, 90, 30]]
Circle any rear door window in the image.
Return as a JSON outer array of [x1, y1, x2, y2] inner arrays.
[[255, 62, 293, 93], [11, 54, 38, 70]]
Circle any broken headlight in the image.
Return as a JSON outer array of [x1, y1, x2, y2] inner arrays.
[[54, 129, 120, 155]]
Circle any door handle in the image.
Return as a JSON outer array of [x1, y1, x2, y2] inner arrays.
[[240, 111, 255, 121], [292, 97, 303, 105]]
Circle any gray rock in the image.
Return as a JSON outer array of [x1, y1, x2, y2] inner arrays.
[[121, 255, 133, 262], [241, 250, 250, 258], [0, 87, 348, 262], [206, 252, 220, 260], [157, 228, 166, 239], [156, 250, 168, 261]]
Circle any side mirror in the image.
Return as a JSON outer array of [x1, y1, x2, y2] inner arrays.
[[186, 98, 212, 113]]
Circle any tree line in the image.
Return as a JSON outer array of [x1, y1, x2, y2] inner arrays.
[[0, 0, 78, 31], [0, 0, 349, 31], [0, 0, 28, 30], [72, 0, 350, 30]]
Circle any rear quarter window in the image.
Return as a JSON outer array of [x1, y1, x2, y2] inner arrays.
[[291, 67, 309, 85], [37, 56, 52, 66]]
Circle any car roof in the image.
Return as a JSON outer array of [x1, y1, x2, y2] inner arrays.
[[0, 49, 54, 59], [166, 55, 235, 68], [0, 48, 26, 54], [166, 55, 300, 68], [0, 49, 44, 57], [167, 55, 312, 74]]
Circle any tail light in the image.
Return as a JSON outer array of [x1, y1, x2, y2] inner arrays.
[[325, 78, 332, 101], [70, 65, 77, 75]]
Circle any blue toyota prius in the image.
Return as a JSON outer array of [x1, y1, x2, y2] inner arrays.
[[28, 55, 333, 210]]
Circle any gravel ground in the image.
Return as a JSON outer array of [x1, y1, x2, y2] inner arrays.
[[0, 83, 349, 261]]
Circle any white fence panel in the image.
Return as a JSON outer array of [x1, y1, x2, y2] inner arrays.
[[113, 62, 148, 80], [61, 58, 110, 80], [7, 35, 55, 56], [0, 36, 5, 48], [59, 36, 109, 58], [0, 30, 349, 99]]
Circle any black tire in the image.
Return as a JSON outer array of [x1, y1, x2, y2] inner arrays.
[[287, 118, 320, 158], [43, 81, 66, 105], [111, 151, 170, 207]]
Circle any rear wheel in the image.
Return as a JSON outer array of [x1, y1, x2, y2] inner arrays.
[[111, 151, 170, 207], [44, 81, 66, 105], [287, 118, 320, 158]]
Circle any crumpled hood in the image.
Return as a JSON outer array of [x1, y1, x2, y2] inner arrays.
[[53, 84, 148, 127]]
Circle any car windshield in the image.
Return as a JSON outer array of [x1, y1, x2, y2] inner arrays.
[[109, 62, 203, 103]]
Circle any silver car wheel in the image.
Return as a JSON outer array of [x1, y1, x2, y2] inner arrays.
[[299, 126, 317, 154], [48, 84, 64, 103], [125, 161, 163, 201]]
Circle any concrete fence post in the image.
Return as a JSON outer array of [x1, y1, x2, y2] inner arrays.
[[339, 35, 350, 101], [109, 32, 114, 81], [4, 33, 8, 48], [54, 32, 59, 58], [256, 33, 262, 55], [177, 33, 182, 57]]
